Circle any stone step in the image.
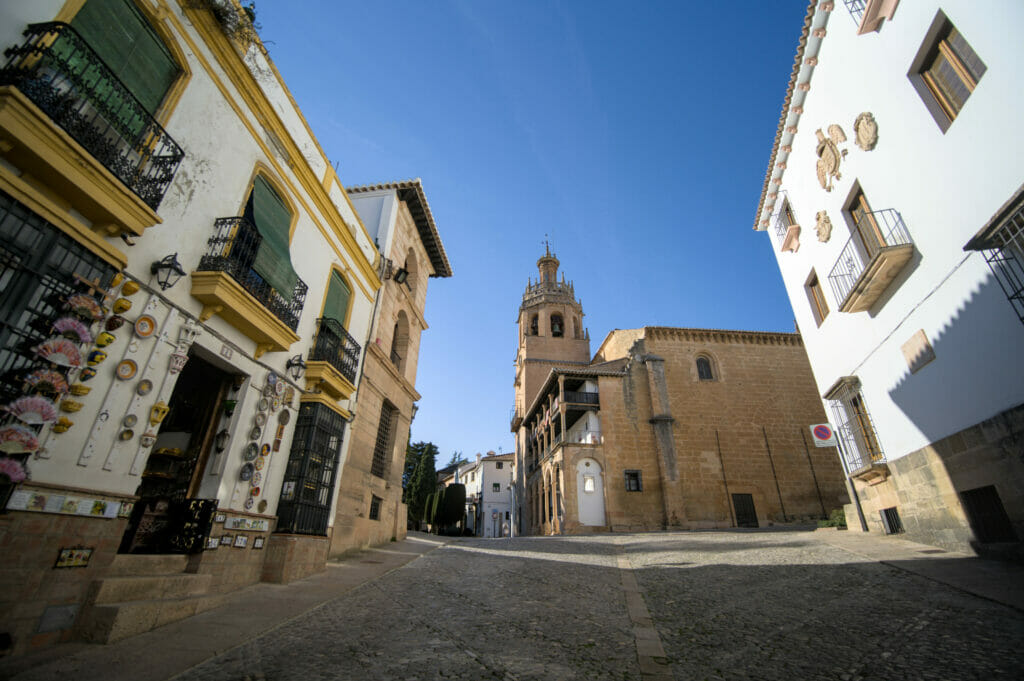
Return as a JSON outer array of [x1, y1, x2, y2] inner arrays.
[[75, 593, 225, 644], [107, 553, 190, 576], [87, 573, 213, 604]]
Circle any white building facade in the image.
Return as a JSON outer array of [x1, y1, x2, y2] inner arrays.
[[461, 452, 513, 537], [754, 0, 1024, 555]]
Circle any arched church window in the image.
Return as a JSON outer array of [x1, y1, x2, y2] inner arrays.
[[696, 356, 715, 381], [529, 314, 539, 336], [551, 314, 564, 337]]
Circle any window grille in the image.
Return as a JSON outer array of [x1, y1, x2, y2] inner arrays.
[[370, 402, 397, 479], [275, 403, 347, 535], [880, 507, 904, 534], [624, 470, 643, 492], [369, 495, 382, 521], [696, 357, 714, 381], [0, 190, 115, 405], [826, 378, 884, 471], [967, 197, 1024, 327]]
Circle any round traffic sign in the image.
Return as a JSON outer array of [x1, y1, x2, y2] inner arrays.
[[813, 424, 833, 440]]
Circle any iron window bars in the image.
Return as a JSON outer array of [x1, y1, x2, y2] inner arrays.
[[0, 23, 184, 210], [826, 377, 885, 472], [275, 402, 346, 536], [370, 402, 397, 479], [308, 317, 360, 384], [965, 197, 1024, 327], [828, 208, 913, 305], [197, 217, 308, 331]]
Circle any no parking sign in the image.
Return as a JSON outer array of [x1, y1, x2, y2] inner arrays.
[[810, 423, 837, 447]]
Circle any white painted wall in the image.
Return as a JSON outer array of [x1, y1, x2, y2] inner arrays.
[[576, 457, 605, 526], [762, 1, 1024, 462], [480, 458, 513, 537]]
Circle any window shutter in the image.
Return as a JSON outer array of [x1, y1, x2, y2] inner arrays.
[[249, 177, 299, 299], [71, 0, 179, 116], [323, 271, 351, 324]]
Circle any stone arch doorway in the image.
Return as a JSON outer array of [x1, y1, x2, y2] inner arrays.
[[575, 458, 605, 526]]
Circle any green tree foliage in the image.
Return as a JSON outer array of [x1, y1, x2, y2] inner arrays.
[[446, 450, 467, 467], [404, 441, 438, 530], [439, 484, 466, 528]]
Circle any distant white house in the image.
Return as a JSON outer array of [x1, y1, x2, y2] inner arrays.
[[460, 452, 514, 537]]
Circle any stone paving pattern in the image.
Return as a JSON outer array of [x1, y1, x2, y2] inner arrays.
[[170, 530, 1024, 681]]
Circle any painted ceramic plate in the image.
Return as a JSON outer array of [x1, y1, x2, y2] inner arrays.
[[284, 386, 295, 402], [250, 471, 262, 486], [262, 385, 274, 398], [275, 380, 285, 396], [239, 462, 254, 481], [136, 379, 153, 396], [257, 500, 268, 513], [266, 372, 277, 387], [255, 412, 267, 427], [122, 414, 138, 428], [260, 443, 271, 457], [249, 485, 260, 497], [244, 497, 254, 510], [271, 397, 281, 412], [134, 315, 156, 338], [249, 425, 261, 441], [254, 456, 265, 470], [243, 443, 258, 461], [116, 359, 138, 380], [257, 397, 269, 412], [118, 429, 134, 441], [277, 410, 290, 425]]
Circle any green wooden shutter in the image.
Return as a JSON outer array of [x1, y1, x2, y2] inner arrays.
[[70, 0, 179, 115], [323, 271, 351, 323], [249, 177, 299, 298]]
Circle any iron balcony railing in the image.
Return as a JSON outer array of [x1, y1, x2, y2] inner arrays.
[[0, 23, 183, 210], [828, 209, 912, 305], [197, 217, 308, 331], [563, 390, 599, 406], [308, 316, 360, 384], [843, 0, 866, 25]]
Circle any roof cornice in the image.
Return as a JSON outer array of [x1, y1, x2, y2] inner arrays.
[[753, 1, 834, 231]]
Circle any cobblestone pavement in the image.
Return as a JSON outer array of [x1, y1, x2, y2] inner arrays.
[[172, 530, 1024, 681]]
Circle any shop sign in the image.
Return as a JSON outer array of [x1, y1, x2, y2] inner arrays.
[[224, 516, 269, 532]]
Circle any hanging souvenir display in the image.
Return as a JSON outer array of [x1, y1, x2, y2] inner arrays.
[[260, 443, 270, 457], [68, 384, 90, 396], [255, 412, 267, 427], [169, 349, 188, 374], [239, 462, 254, 481], [134, 315, 156, 338], [59, 399, 83, 413], [122, 414, 138, 428], [6, 396, 59, 424], [33, 338, 83, 368], [94, 332, 116, 347], [244, 497, 254, 510], [118, 429, 134, 441], [116, 359, 138, 380], [243, 443, 258, 461], [66, 294, 103, 321], [109, 273, 124, 288], [112, 298, 132, 314], [105, 315, 126, 332], [277, 409, 290, 425], [136, 380, 153, 396], [0, 424, 40, 454], [222, 399, 237, 417], [52, 417, 73, 433], [121, 281, 140, 296], [52, 317, 92, 344], [23, 369, 69, 396], [257, 397, 269, 412], [78, 368, 97, 382], [249, 425, 261, 441], [250, 471, 262, 486], [254, 456, 264, 471], [149, 402, 170, 426], [140, 431, 156, 447], [87, 350, 107, 366], [0, 455, 28, 482]]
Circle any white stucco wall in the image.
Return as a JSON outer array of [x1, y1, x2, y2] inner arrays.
[[762, 1, 1024, 462]]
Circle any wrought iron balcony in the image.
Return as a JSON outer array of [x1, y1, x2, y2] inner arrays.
[[197, 217, 307, 331], [0, 23, 183, 210], [828, 209, 914, 313], [563, 390, 599, 407], [309, 317, 360, 385]]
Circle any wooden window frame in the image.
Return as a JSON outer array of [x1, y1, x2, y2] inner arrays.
[[805, 269, 830, 326], [909, 12, 986, 132]]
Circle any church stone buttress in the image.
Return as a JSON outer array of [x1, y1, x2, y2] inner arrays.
[[511, 247, 590, 533]]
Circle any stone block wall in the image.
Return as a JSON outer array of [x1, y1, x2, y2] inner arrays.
[[261, 533, 329, 584]]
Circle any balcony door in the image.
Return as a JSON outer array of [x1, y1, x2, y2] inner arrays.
[[850, 190, 885, 259]]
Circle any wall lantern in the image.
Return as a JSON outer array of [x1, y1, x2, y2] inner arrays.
[[392, 267, 409, 285], [286, 355, 306, 381], [150, 253, 186, 290]]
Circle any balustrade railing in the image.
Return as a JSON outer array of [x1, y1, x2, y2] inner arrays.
[[563, 390, 599, 406], [828, 209, 912, 305], [197, 217, 307, 331], [309, 317, 360, 384], [0, 23, 184, 210]]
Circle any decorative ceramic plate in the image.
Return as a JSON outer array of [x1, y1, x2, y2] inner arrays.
[[284, 386, 295, 403], [267, 372, 277, 387], [257, 397, 269, 412], [239, 462, 254, 481], [260, 443, 271, 457], [243, 442, 258, 461], [6, 395, 58, 424], [249, 485, 260, 497], [262, 385, 273, 398], [249, 425, 261, 441], [119, 429, 134, 441], [271, 397, 281, 412], [134, 315, 156, 338], [257, 499, 268, 513], [122, 414, 138, 428], [255, 412, 267, 427], [254, 456, 265, 470], [250, 471, 262, 486], [275, 380, 285, 396], [136, 379, 153, 396], [278, 410, 290, 425], [244, 497, 254, 510], [116, 359, 138, 380]]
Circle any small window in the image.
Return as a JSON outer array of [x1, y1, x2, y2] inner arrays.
[[495, 461, 503, 469], [492, 483, 500, 493], [369, 495, 382, 521], [551, 314, 564, 337], [696, 356, 714, 381], [470, 472, 475, 482], [805, 270, 830, 326], [530, 314, 538, 336], [879, 507, 903, 534], [583, 475, 595, 493], [912, 14, 986, 130], [624, 470, 642, 492]]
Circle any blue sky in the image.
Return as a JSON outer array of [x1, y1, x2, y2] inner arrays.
[[256, 0, 810, 462]]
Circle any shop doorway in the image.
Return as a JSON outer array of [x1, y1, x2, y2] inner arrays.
[[119, 352, 234, 554]]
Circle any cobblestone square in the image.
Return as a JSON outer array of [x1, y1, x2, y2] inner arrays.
[[171, 530, 1024, 681]]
